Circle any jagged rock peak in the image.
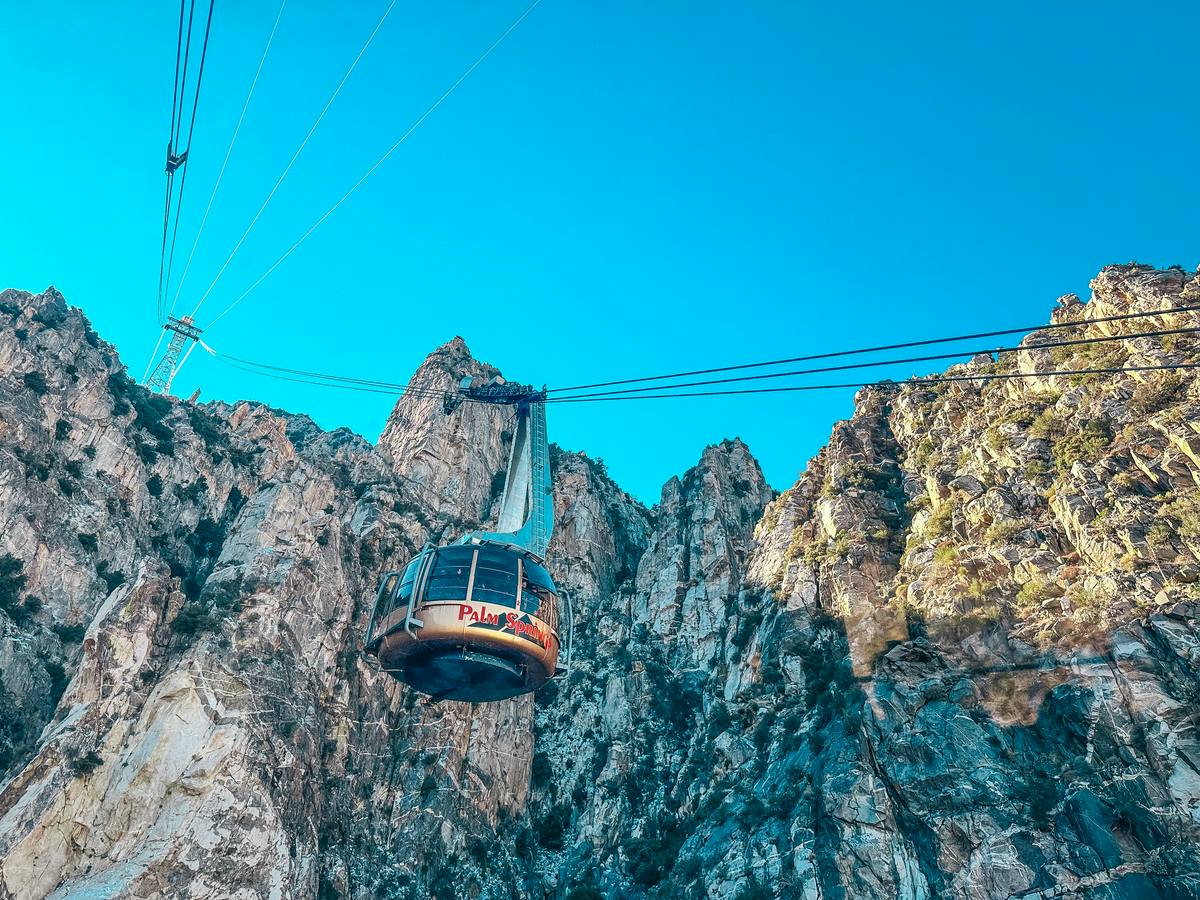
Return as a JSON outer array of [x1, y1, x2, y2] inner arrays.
[[376, 336, 507, 524], [3, 266, 1200, 900], [631, 437, 775, 668]]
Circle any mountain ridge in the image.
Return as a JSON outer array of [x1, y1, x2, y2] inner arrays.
[[1, 264, 1199, 899]]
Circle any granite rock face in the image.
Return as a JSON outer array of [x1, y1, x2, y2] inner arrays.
[[1, 264, 1199, 899]]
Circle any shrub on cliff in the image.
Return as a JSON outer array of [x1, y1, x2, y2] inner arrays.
[[0, 555, 27, 618], [22, 371, 49, 395], [69, 750, 104, 777], [535, 802, 572, 851], [1051, 420, 1110, 473], [107, 370, 175, 455], [53, 623, 86, 643], [926, 495, 958, 538], [1128, 373, 1187, 415], [172, 601, 219, 638]]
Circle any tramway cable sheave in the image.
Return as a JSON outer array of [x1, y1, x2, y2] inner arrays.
[[363, 377, 570, 702]]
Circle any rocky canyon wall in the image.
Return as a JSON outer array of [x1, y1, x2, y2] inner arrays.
[[0, 264, 1198, 899]]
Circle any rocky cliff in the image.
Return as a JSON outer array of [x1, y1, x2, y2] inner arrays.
[[0, 263, 1198, 899]]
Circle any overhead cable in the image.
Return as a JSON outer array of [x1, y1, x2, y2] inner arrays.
[[201, 0, 546, 330], [546, 363, 1200, 403], [202, 310, 1199, 401], [546, 303, 1200, 394], [157, 0, 216, 320], [206, 349, 452, 401], [191, 0, 400, 317], [170, 0, 288, 317], [157, 0, 193, 323], [162, 0, 216, 307], [550, 325, 1200, 401], [204, 351, 1200, 407], [215, 350, 409, 389]]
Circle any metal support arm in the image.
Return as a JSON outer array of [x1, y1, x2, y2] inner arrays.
[[454, 378, 554, 559]]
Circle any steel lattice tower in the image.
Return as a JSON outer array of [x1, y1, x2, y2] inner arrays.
[[145, 316, 203, 396]]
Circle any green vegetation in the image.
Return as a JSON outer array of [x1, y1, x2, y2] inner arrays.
[[13, 447, 50, 481], [932, 544, 959, 570], [1028, 408, 1062, 441], [53, 623, 87, 643], [1021, 769, 1058, 827], [77, 533, 98, 553], [624, 817, 692, 887], [173, 601, 219, 637], [534, 801, 571, 851], [1051, 419, 1110, 474], [801, 532, 851, 566], [54, 419, 71, 440], [735, 879, 774, 900], [737, 796, 769, 827], [69, 750, 104, 777], [174, 477, 208, 503], [488, 469, 507, 504], [1066, 584, 1113, 623], [530, 750, 552, 788], [966, 577, 992, 600], [188, 518, 224, 559], [1015, 577, 1056, 615], [926, 496, 957, 538], [1053, 338, 1127, 385], [0, 687, 28, 772], [45, 661, 69, 705], [0, 555, 27, 621], [1025, 459, 1052, 478], [31, 306, 65, 327], [912, 436, 936, 468], [186, 406, 229, 456], [1128, 373, 1188, 415], [565, 887, 604, 900], [984, 519, 1023, 544], [998, 395, 1056, 429], [96, 562, 126, 593], [1149, 493, 1200, 551], [22, 371, 49, 394], [108, 370, 176, 456]]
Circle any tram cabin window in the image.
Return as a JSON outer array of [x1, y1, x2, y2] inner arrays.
[[472, 546, 519, 606], [396, 558, 421, 607], [425, 546, 474, 601], [521, 559, 555, 616]]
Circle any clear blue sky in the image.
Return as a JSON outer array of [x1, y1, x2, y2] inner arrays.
[[2, 1, 1197, 503]]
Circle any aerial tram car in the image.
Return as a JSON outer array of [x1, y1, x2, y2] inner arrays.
[[363, 377, 570, 702]]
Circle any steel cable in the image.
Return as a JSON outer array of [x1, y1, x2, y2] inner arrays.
[[171, 0, 286, 317], [191, 0, 400, 318], [546, 303, 1200, 394], [201, 0, 546, 330]]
